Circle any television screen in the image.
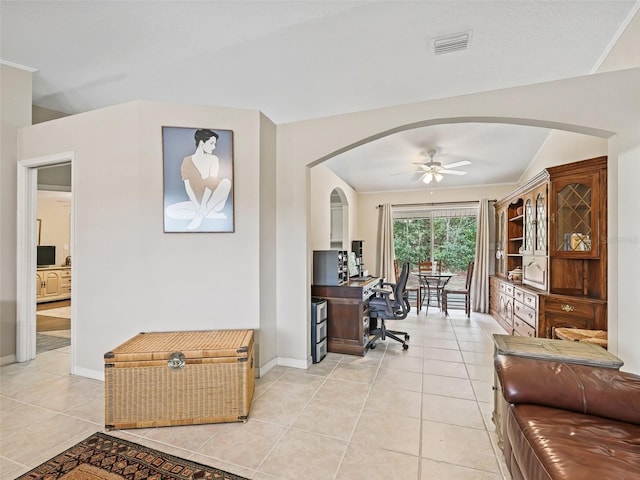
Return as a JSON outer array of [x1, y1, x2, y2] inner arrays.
[[37, 245, 56, 267]]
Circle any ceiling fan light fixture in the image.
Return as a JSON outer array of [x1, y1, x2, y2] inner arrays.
[[434, 173, 443, 182], [423, 172, 434, 184]]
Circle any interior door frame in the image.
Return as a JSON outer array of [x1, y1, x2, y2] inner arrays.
[[16, 151, 75, 364]]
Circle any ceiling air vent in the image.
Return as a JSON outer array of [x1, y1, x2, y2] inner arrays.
[[433, 31, 472, 55]]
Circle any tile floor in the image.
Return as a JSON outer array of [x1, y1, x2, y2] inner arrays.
[[0, 310, 511, 480]]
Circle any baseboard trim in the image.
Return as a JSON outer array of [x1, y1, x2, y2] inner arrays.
[[0, 354, 17, 366], [72, 366, 104, 381], [276, 356, 311, 370]]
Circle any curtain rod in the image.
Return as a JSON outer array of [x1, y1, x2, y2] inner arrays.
[[376, 200, 496, 208]]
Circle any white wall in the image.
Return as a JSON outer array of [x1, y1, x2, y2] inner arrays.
[[0, 64, 32, 363], [37, 191, 72, 266], [18, 100, 275, 377], [310, 164, 359, 251]]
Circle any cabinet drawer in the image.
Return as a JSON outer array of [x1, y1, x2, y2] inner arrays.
[[523, 292, 537, 310], [60, 286, 71, 294], [544, 299, 595, 319], [514, 301, 537, 328], [59, 270, 71, 278], [513, 317, 536, 337], [514, 288, 525, 303], [504, 283, 514, 296]]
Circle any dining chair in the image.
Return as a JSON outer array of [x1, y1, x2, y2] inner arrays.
[[442, 261, 474, 317], [418, 260, 443, 313], [394, 259, 421, 311]]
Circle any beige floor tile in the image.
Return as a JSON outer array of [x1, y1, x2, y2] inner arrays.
[[422, 393, 485, 429], [258, 429, 347, 480], [423, 347, 464, 363], [303, 359, 339, 377], [270, 370, 326, 396], [143, 422, 225, 452], [291, 398, 361, 440], [313, 378, 371, 407], [351, 409, 421, 456], [197, 419, 287, 469], [0, 311, 513, 480], [339, 350, 385, 367], [462, 351, 495, 366], [374, 367, 423, 392], [248, 388, 310, 426], [472, 379, 494, 403], [423, 373, 476, 400], [8, 375, 103, 412], [422, 337, 460, 350], [365, 384, 422, 418], [423, 359, 468, 379], [381, 354, 423, 373], [329, 363, 378, 384], [421, 458, 503, 479], [0, 456, 27, 480], [63, 395, 105, 425], [422, 420, 500, 473], [0, 413, 96, 465], [466, 363, 494, 382], [458, 340, 494, 354], [337, 443, 420, 480], [0, 402, 58, 436]]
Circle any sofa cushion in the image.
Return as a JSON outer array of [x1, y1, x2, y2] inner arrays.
[[495, 354, 640, 424], [507, 404, 640, 480]]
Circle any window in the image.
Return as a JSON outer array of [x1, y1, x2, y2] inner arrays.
[[393, 204, 478, 288]]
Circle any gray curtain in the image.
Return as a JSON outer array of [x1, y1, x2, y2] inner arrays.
[[472, 198, 490, 313], [377, 203, 396, 282]]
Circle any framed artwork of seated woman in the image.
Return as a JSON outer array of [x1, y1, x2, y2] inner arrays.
[[162, 126, 234, 233]]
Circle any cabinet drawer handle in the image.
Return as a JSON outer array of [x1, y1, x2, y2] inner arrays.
[[561, 304, 575, 312]]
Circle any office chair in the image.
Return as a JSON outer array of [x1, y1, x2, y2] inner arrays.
[[442, 261, 474, 317], [394, 259, 421, 311], [368, 261, 411, 350]]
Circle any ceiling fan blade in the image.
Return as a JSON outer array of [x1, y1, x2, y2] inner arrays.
[[440, 169, 467, 175], [442, 160, 471, 169]]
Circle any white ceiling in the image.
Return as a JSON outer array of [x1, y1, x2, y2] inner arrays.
[[1, 1, 637, 192]]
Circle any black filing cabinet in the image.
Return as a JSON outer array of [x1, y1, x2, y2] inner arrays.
[[311, 297, 328, 363]]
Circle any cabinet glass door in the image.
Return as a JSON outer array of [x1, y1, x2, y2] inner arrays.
[[523, 198, 534, 254], [553, 176, 598, 256], [535, 191, 546, 255]]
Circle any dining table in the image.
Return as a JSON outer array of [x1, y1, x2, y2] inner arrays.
[[412, 271, 456, 314]]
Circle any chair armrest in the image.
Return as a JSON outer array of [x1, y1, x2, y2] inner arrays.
[[495, 354, 640, 425], [372, 287, 393, 296]]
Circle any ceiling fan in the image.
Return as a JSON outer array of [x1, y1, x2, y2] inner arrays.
[[413, 149, 471, 184]]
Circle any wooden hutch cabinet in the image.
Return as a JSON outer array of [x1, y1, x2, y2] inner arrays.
[[490, 156, 607, 340]]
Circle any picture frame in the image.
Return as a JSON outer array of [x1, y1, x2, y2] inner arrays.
[[162, 127, 234, 233]]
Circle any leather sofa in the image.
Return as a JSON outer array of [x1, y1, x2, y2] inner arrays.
[[494, 354, 640, 480]]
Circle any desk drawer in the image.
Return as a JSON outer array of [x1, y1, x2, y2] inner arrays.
[[315, 319, 327, 342]]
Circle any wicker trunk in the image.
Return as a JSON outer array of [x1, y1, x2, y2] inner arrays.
[[104, 330, 254, 430]]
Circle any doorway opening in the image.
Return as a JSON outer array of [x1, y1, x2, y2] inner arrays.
[[17, 152, 75, 366]]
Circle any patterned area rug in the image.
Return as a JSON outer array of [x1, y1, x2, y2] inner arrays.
[[36, 333, 71, 353], [17, 432, 248, 479]]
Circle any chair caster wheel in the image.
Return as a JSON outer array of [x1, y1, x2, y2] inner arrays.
[[403, 344, 409, 350], [369, 343, 376, 349], [405, 334, 410, 341]]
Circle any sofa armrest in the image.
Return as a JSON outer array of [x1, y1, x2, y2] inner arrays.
[[495, 354, 640, 425]]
